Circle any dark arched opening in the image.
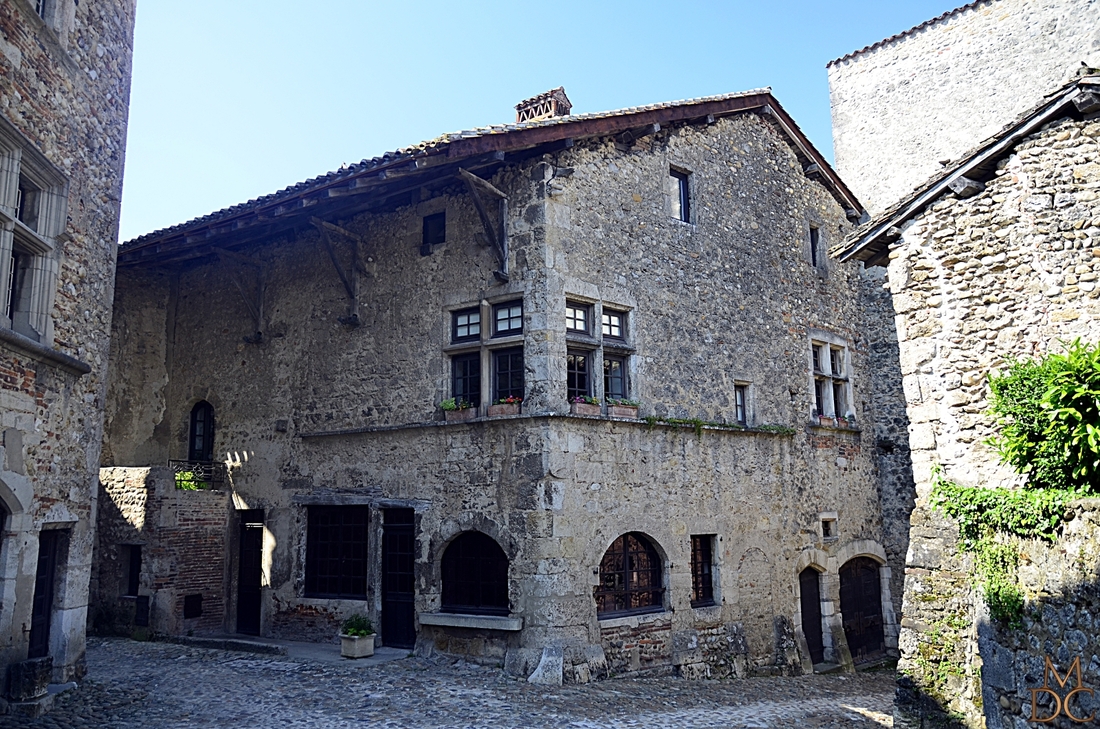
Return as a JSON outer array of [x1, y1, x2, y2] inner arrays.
[[188, 401, 215, 462], [799, 566, 825, 665], [595, 532, 664, 618], [441, 531, 509, 616]]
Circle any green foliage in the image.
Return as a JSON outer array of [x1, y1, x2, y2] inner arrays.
[[440, 397, 473, 411], [606, 398, 640, 407], [341, 613, 374, 637], [641, 415, 794, 436], [910, 611, 970, 704], [987, 339, 1100, 492], [972, 539, 1024, 625], [175, 471, 204, 490]]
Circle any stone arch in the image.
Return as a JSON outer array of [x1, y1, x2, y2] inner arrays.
[[432, 515, 517, 564], [792, 546, 832, 671], [440, 531, 510, 616], [594, 531, 666, 617], [0, 471, 31, 517], [834, 538, 897, 663]]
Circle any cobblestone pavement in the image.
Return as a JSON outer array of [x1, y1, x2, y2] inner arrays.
[[2, 638, 895, 728]]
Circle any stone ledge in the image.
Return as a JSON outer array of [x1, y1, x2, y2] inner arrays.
[[597, 610, 671, 630], [0, 326, 91, 376], [418, 612, 523, 631]]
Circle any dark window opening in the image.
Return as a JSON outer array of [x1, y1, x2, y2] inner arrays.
[[123, 545, 141, 597], [452, 307, 480, 342], [421, 212, 445, 254], [734, 385, 747, 425], [567, 352, 591, 400], [814, 379, 826, 416], [305, 506, 368, 599], [595, 532, 664, 618], [812, 345, 825, 374], [604, 356, 627, 400], [5, 247, 28, 326], [822, 519, 836, 539], [451, 353, 481, 406], [183, 593, 203, 619], [16, 176, 40, 232], [493, 301, 523, 336], [601, 310, 625, 339], [565, 302, 590, 333], [670, 168, 691, 223], [690, 535, 715, 607], [188, 401, 215, 462], [832, 381, 847, 417], [809, 225, 820, 266], [493, 348, 524, 401], [441, 531, 509, 616]]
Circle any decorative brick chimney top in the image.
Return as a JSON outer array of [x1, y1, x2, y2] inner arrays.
[[515, 87, 572, 123]]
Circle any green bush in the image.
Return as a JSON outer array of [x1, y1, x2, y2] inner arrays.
[[988, 339, 1100, 492], [341, 613, 374, 637]]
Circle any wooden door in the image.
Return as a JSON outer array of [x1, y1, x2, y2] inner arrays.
[[839, 557, 885, 664], [799, 567, 825, 665], [28, 530, 61, 659], [381, 509, 416, 648], [236, 510, 264, 636]]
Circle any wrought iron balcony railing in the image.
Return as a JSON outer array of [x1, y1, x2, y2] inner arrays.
[[168, 460, 227, 490]]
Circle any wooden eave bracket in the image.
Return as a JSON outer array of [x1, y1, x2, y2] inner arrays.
[[214, 247, 265, 342], [614, 123, 660, 151], [458, 168, 509, 281], [311, 217, 362, 326]]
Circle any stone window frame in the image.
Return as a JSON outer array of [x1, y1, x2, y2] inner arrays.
[[565, 300, 591, 335], [595, 532, 666, 619], [808, 330, 853, 421], [819, 511, 839, 542], [443, 295, 526, 411], [0, 114, 67, 346], [566, 349, 593, 400], [565, 295, 636, 411], [689, 534, 717, 608], [440, 531, 510, 617], [451, 306, 480, 343]]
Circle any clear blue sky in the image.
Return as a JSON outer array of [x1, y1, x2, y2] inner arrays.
[[118, 1, 963, 242]]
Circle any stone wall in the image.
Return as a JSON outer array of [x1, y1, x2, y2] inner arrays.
[[104, 109, 902, 678], [91, 467, 231, 638], [885, 115, 1100, 726], [0, 0, 135, 686], [828, 0, 1100, 213]]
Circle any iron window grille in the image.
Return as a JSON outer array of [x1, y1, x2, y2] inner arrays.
[[690, 535, 715, 607], [670, 168, 691, 223], [565, 302, 590, 334], [493, 348, 524, 401], [452, 307, 480, 342], [601, 310, 625, 339], [567, 351, 591, 400], [734, 385, 748, 425], [596, 532, 664, 618], [169, 459, 227, 489], [441, 531, 509, 616], [305, 506, 369, 599], [451, 352, 481, 405], [604, 356, 627, 400], [493, 300, 523, 337]]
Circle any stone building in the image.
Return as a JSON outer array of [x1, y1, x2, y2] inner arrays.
[[828, 0, 1100, 214], [97, 86, 906, 681], [0, 0, 136, 711], [835, 76, 1100, 727]]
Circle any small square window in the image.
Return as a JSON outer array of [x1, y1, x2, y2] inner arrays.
[[493, 301, 523, 337], [601, 310, 625, 339], [422, 212, 445, 249], [821, 517, 837, 540], [567, 351, 591, 400], [452, 307, 480, 342], [183, 593, 203, 619], [493, 348, 524, 401], [812, 345, 825, 374], [565, 302, 590, 333], [452, 353, 481, 406], [604, 356, 627, 400], [734, 385, 747, 425], [690, 535, 715, 607], [809, 225, 820, 267], [670, 168, 691, 223]]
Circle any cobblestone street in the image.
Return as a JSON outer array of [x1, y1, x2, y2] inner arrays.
[[1, 638, 895, 728]]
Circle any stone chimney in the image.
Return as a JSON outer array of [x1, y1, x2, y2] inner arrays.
[[515, 87, 572, 123]]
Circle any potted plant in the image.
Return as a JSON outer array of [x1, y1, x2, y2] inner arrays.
[[441, 397, 477, 422], [488, 396, 522, 417], [570, 395, 601, 416], [606, 398, 640, 419], [339, 614, 376, 659]]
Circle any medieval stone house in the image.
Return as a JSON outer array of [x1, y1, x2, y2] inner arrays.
[[97, 86, 906, 681], [0, 0, 136, 712]]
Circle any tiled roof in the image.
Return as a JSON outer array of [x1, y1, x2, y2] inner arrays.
[[123, 89, 773, 249], [826, 1, 988, 68]]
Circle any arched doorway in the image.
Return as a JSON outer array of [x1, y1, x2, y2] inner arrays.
[[799, 567, 825, 665], [839, 557, 885, 664]]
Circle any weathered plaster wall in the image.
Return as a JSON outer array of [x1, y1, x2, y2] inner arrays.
[[886, 116, 1100, 726], [829, 0, 1100, 213], [103, 111, 900, 679], [0, 0, 135, 685]]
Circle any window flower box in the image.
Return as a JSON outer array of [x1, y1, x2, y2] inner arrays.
[[606, 399, 640, 419], [571, 396, 601, 417], [817, 415, 834, 427], [442, 398, 477, 422], [488, 397, 522, 417]]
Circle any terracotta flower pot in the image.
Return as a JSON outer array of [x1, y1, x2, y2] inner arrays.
[[571, 402, 601, 417], [488, 402, 521, 417], [445, 407, 477, 422], [607, 405, 639, 419]]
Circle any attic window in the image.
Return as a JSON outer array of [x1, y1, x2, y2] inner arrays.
[[670, 168, 691, 223], [421, 212, 445, 255]]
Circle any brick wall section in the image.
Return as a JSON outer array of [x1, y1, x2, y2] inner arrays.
[[828, 0, 1100, 213], [92, 467, 230, 638], [599, 617, 673, 676], [885, 117, 1100, 727]]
